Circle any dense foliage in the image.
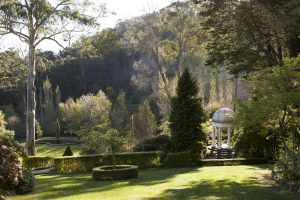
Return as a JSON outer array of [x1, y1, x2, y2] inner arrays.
[[0, 134, 25, 192], [233, 128, 278, 159], [169, 69, 206, 158], [131, 101, 157, 143], [193, 0, 300, 75], [162, 151, 191, 168], [59, 90, 112, 138], [0, 112, 34, 195], [15, 168, 35, 195], [235, 56, 300, 161], [133, 134, 172, 154], [276, 138, 300, 181]]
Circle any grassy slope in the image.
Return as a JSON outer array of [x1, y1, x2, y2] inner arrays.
[[35, 144, 81, 157], [9, 165, 297, 200]]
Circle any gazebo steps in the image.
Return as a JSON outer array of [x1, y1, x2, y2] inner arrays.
[[217, 149, 235, 158], [208, 147, 236, 159]]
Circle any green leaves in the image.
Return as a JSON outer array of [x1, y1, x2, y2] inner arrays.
[[199, 0, 300, 74], [81, 126, 124, 154], [235, 55, 300, 136], [59, 90, 112, 138], [0, 49, 27, 91]]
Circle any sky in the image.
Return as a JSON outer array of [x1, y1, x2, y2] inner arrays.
[[0, 0, 174, 53]]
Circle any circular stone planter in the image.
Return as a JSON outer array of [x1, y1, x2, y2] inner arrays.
[[92, 165, 139, 180]]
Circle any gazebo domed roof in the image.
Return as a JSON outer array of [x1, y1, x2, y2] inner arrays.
[[212, 108, 234, 124]]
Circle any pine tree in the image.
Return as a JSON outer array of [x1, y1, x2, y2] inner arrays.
[[169, 68, 206, 158]]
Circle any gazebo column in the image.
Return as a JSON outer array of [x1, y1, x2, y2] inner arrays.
[[227, 127, 231, 149], [217, 127, 221, 148], [211, 127, 215, 147]]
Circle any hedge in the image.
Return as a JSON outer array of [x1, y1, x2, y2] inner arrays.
[[22, 156, 54, 170], [54, 151, 163, 173], [197, 158, 268, 167], [92, 165, 138, 180], [162, 151, 191, 168], [133, 134, 172, 154]]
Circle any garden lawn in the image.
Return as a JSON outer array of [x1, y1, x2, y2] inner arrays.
[[9, 165, 297, 200], [35, 144, 81, 157]]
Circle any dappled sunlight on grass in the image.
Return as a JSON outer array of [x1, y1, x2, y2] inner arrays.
[[9, 165, 297, 200]]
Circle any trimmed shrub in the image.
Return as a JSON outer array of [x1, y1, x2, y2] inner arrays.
[[133, 134, 172, 154], [162, 151, 191, 168], [63, 146, 73, 156], [22, 157, 54, 170], [16, 168, 35, 194], [197, 158, 268, 167], [54, 151, 163, 173], [92, 165, 138, 180]]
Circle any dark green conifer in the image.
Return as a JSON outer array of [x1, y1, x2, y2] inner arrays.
[[169, 68, 206, 158]]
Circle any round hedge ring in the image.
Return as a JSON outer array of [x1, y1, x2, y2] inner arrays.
[[92, 165, 139, 180]]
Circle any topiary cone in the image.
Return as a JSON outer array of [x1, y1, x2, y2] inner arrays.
[[63, 145, 73, 156]]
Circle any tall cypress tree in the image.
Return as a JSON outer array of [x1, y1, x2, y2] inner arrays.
[[169, 68, 206, 157]]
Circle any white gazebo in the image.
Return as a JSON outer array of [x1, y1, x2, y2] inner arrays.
[[211, 108, 235, 149]]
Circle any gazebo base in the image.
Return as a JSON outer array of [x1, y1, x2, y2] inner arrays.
[[210, 144, 232, 149], [208, 146, 235, 159]]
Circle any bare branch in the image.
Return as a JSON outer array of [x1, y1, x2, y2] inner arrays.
[[36, 36, 64, 49]]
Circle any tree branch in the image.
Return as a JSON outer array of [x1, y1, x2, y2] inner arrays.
[[36, 36, 64, 49], [35, 0, 70, 30]]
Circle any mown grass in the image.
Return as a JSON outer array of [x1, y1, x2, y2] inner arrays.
[[9, 165, 297, 200], [35, 144, 81, 157], [19, 137, 81, 157]]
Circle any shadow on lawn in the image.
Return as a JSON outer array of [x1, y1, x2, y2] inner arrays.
[[19, 166, 297, 200], [30, 167, 198, 199], [146, 180, 295, 200], [145, 173, 296, 200]]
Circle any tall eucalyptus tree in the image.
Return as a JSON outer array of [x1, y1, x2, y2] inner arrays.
[[0, 0, 104, 155]]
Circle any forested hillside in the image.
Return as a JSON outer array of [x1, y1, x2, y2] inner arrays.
[[0, 1, 246, 137]]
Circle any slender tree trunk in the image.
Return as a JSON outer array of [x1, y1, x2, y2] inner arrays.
[[233, 76, 238, 112], [39, 87, 44, 124], [215, 72, 220, 102], [204, 71, 211, 105], [112, 145, 116, 169], [26, 43, 36, 156]]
